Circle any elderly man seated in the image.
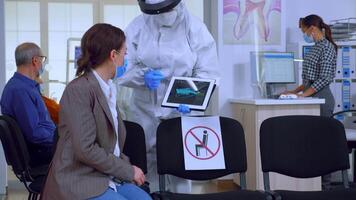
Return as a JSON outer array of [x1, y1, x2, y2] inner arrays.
[[0, 42, 56, 167]]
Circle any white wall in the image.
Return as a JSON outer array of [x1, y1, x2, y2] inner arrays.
[[217, 0, 356, 118], [0, 0, 4, 101], [217, 0, 286, 117], [0, 0, 8, 194], [286, 0, 356, 43]]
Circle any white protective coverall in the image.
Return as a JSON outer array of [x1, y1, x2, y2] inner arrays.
[[117, 0, 219, 192]]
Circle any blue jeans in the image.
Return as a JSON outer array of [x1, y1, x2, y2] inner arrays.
[[89, 183, 152, 200]]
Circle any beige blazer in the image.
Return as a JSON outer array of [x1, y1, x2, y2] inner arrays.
[[41, 71, 134, 200]]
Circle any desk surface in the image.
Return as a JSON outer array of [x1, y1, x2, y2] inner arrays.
[[229, 98, 325, 106]]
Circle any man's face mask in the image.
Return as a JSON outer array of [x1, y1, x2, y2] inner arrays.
[[38, 64, 45, 76], [36, 55, 47, 76], [154, 9, 178, 26]]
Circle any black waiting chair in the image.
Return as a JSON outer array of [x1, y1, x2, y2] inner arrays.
[[0, 115, 46, 200], [260, 115, 356, 200], [122, 120, 150, 193], [332, 110, 356, 183], [152, 116, 271, 200]]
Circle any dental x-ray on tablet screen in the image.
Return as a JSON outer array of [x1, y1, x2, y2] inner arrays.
[[161, 77, 216, 111]]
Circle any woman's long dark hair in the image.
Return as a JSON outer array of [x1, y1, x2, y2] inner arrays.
[[76, 23, 125, 76], [300, 15, 337, 52]]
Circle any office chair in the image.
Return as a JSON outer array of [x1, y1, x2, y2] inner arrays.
[[152, 116, 271, 200], [332, 109, 356, 182], [0, 115, 46, 200], [260, 115, 356, 200], [122, 120, 150, 193]]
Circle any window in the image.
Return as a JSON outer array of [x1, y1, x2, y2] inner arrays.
[[47, 2, 93, 101], [102, 2, 141, 29], [5, 1, 40, 82], [4, 0, 205, 102]]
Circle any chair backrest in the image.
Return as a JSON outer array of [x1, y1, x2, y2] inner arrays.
[[156, 116, 247, 180], [122, 120, 147, 174], [260, 115, 350, 178], [332, 110, 356, 129], [0, 115, 31, 179]]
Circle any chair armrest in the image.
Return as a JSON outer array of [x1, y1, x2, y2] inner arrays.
[[332, 110, 356, 117]]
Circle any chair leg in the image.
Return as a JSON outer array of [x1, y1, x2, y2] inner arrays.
[[28, 192, 32, 200], [353, 149, 356, 182], [28, 192, 38, 200], [159, 175, 166, 192]]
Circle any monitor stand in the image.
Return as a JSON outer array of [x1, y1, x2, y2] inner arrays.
[[266, 84, 275, 99], [265, 83, 283, 99]]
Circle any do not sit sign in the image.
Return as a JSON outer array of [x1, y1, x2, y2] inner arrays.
[[181, 116, 226, 170]]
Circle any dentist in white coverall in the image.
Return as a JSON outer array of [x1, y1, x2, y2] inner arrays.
[[117, 0, 219, 192]]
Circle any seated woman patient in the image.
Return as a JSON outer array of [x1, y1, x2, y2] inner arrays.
[[41, 23, 152, 200]]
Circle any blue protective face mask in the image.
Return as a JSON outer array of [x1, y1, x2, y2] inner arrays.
[[38, 64, 45, 76], [115, 57, 128, 78], [38, 83, 44, 94], [303, 33, 314, 43]]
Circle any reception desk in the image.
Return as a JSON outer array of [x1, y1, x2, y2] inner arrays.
[[230, 98, 325, 191]]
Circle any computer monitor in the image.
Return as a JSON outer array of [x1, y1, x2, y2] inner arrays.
[[251, 52, 296, 84]]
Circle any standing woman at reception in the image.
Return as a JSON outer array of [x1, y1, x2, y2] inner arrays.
[[284, 14, 337, 190], [286, 14, 337, 117]]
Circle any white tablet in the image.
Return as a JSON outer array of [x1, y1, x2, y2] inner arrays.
[[161, 77, 216, 111]]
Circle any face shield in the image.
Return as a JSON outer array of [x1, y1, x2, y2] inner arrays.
[[138, 0, 181, 15]]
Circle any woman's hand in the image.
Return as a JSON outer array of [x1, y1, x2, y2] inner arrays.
[[297, 93, 306, 98], [281, 90, 296, 95], [282, 85, 304, 95], [299, 87, 316, 97], [132, 165, 145, 186]]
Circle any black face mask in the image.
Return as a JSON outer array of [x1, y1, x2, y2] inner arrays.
[[138, 0, 181, 15]]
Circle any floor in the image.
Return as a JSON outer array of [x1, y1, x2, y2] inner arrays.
[[0, 169, 28, 200], [0, 169, 240, 200]]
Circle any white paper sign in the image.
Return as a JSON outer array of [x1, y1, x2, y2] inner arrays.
[[181, 116, 226, 170]]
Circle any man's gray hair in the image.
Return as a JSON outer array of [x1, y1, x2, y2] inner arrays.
[[15, 42, 42, 66]]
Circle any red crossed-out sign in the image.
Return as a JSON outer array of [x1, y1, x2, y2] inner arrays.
[[184, 126, 221, 160]]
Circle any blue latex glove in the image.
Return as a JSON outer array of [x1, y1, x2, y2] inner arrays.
[[177, 104, 191, 114], [144, 70, 163, 90]]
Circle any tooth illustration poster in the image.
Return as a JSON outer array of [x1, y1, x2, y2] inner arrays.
[[223, 0, 282, 45]]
